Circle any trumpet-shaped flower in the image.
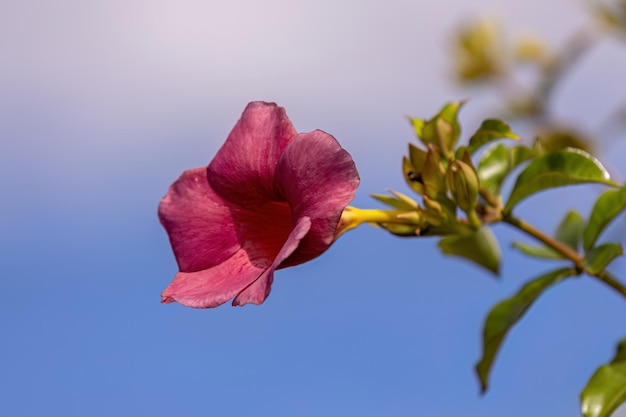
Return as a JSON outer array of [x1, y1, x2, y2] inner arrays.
[[159, 102, 359, 308]]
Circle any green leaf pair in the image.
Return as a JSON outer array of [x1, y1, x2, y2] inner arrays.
[[512, 187, 626, 276]]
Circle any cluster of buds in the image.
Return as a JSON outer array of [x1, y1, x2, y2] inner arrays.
[[406, 101, 485, 229], [338, 101, 521, 274], [375, 101, 483, 237]]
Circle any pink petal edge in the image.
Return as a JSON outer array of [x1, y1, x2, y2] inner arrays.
[[161, 249, 267, 309], [232, 216, 312, 306], [158, 167, 240, 273], [275, 130, 359, 267], [207, 102, 297, 207]]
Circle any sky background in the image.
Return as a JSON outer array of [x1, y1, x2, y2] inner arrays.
[[2, 0, 626, 416]]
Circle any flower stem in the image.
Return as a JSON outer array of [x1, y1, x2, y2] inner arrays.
[[479, 187, 501, 209], [336, 206, 423, 238], [503, 213, 626, 300], [346, 207, 418, 224], [502, 213, 584, 268], [467, 210, 482, 229], [595, 270, 626, 299]]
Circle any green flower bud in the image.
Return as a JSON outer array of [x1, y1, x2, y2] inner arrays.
[[379, 222, 422, 237], [447, 159, 479, 213], [411, 102, 463, 158], [403, 156, 424, 195], [422, 145, 447, 199]]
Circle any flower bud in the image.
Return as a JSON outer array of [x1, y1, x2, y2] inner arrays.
[[379, 223, 421, 237], [422, 145, 447, 199], [403, 156, 424, 195], [447, 159, 479, 212], [515, 35, 546, 63]]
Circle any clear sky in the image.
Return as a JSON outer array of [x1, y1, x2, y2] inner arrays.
[[2, 0, 626, 416]]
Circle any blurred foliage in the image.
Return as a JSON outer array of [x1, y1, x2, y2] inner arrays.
[[594, 0, 626, 34], [452, 19, 508, 82], [349, 2, 626, 416], [451, 1, 626, 156]]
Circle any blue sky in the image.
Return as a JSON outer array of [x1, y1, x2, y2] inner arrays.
[[2, 0, 626, 416]]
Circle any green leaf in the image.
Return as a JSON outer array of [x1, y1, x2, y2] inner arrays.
[[477, 144, 508, 195], [555, 211, 585, 250], [409, 117, 425, 140], [510, 211, 584, 259], [511, 241, 562, 259], [581, 338, 626, 417], [455, 145, 468, 160], [504, 148, 616, 213], [467, 119, 521, 155], [476, 268, 578, 393], [477, 144, 535, 195], [438, 227, 501, 275], [584, 187, 626, 251], [584, 243, 624, 275], [511, 144, 538, 166], [388, 189, 419, 208]]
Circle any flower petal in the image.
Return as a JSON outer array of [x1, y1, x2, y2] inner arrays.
[[275, 130, 360, 267], [207, 102, 297, 206], [232, 216, 312, 306], [161, 249, 266, 308], [231, 201, 294, 266], [158, 168, 240, 272]]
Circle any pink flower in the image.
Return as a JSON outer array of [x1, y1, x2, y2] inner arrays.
[[159, 102, 360, 308]]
